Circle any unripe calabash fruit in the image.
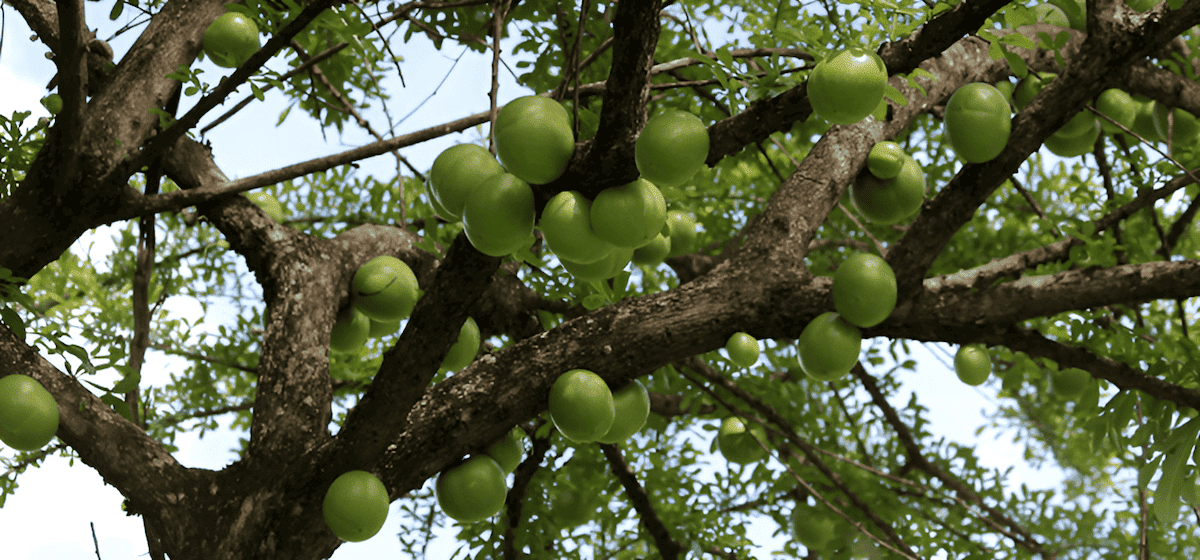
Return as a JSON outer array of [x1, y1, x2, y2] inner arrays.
[[323, 470, 390, 542], [436, 455, 508, 523], [945, 82, 1012, 163], [798, 312, 862, 381], [548, 369, 615, 443], [807, 48, 889, 125], [954, 345, 992, 386], [832, 253, 897, 328], [635, 110, 710, 188]]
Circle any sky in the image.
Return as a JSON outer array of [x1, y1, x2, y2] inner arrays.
[[0, 3, 1073, 559]]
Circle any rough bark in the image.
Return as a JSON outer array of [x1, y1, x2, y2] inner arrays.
[[1, 0, 1199, 558]]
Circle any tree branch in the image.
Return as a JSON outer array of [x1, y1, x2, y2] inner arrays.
[[599, 443, 684, 560]]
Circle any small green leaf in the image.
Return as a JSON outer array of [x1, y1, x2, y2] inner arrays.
[[251, 82, 265, 102], [109, 0, 124, 20], [112, 365, 141, 394], [582, 294, 606, 311], [0, 306, 26, 340], [100, 394, 136, 422], [1154, 444, 1191, 523]]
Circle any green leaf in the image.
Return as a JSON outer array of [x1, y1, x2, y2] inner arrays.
[[109, 0, 124, 20], [998, 33, 1036, 50], [1154, 443, 1191, 523], [0, 306, 26, 340], [1003, 49, 1028, 78], [112, 365, 141, 394], [251, 82, 265, 102], [582, 294, 606, 311], [100, 393, 136, 423], [1140, 454, 1164, 489]]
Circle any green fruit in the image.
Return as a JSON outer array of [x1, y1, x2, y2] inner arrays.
[[590, 178, 668, 248], [203, 12, 260, 69], [954, 345, 992, 386], [994, 80, 1015, 108], [664, 210, 698, 257], [462, 173, 536, 257], [807, 48, 890, 125], [330, 308, 371, 353], [323, 470, 390, 542], [368, 318, 401, 339], [850, 155, 925, 224], [1055, 110, 1099, 139], [550, 486, 595, 528], [429, 144, 505, 221], [246, 192, 284, 223], [352, 255, 420, 322], [1130, 96, 1164, 143], [798, 312, 862, 381], [635, 110, 710, 188], [1152, 105, 1200, 147], [0, 374, 59, 451], [440, 317, 480, 372], [559, 246, 633, 282], [716, 416, 768, 464], [1013, 72, 1056, 110], [725, 332, 760, 368], [487, 427, 525, 474], [1095, 89, 1138, 135], [832, 253, 897, 328], [548, 369, 615, 443], [945, 82, 1012, 163], [1044, 117, 1100, 158], [866, 141, 906, 179], [791, 501, 848, 554], [540, 190, 615, 264], [494, 96, 575, 184], [596, 379, 651, 444], [436, 455, 508, 523], [1047, 0, 1087, 30], [1127, 0, 1161, 12], [631, 233, 671, 267], [1053, 367, 1090, 398]]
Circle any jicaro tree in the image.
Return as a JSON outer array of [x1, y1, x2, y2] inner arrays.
[[1, 0, 1200, 558]]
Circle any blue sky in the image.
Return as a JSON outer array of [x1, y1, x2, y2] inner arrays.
[[0, 3, 1073, 558]]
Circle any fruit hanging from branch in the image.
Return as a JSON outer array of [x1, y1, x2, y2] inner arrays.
[[322, 470, 390, 542], [435, 455, 508, 523], [494, 96, 575, 185], [462, 173, 536, 257], [202, 12, 260, 69], [798, 312, 862, 381], [548, 369, 615, 443], [832, 253, 897, 328], [351, 255, 420, 322], [429, 144, 505, 222], [944, 82, 1012, 163], [0, 374, 59, 451], [806, 48, 890, 125], [635, 109, 710, 188]]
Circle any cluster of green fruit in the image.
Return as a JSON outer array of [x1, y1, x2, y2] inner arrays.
[[202, 11, 261, 69], [328, 255, 480, 371], [434, 427, 526, 523], [0, 374, 59, 451], [428, 97, 705, 279], [943, 73, 1200, 164]]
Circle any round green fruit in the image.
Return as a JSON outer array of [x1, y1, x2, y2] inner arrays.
[[1095, 89, 1138, 135], [716, 416, 768, 465], [323, 470, 390, 542], [436, 455, 508, 523], [664, 210, 698, 257], [549, 369, 615, 443], [368, 318, 401, 339], [429, 144, 505, 221], [550, 486, 596, 528], [945, 82, 1012, 163], [462, 173, 536, 257], [1152, 105, 1200, 147], [954, 345, 992, 386], [494, 96, 574, 184], [352, 255, 420, 322], [203, 12, 260, 69], [791, 501, 848, 554], [994, 80, 1016, 108], [1055, 110, 1099, 139], [440, 317, 480, 372], [1047, 0, 1087, 30], [1053, 367, 1091, 398], [798, 312, 862, 381], [867, 141, 907, 180], [632, 233, 671, 267], [635, 110, 710, 188], [1044, 117, 1100, 158], [1130, 96, 1164, 143], [596, 379, 651, 444], [330, 308, 371, 353], [1013, 72, 1056, 110], [487, 426, 525, 474], [851, 154, 925, 224], [540, 190, 615, 264], [832, 253, 897, 328], [0, 374, 59, 451], [590, 178, 668, 248], [246, 192, 284, 223], [725, 332, 760, 368], [807, 48, 889, 125], [559, 246, 633, 282]]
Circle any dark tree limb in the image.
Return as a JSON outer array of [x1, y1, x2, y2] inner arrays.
[[599, 442, 684, 560]]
